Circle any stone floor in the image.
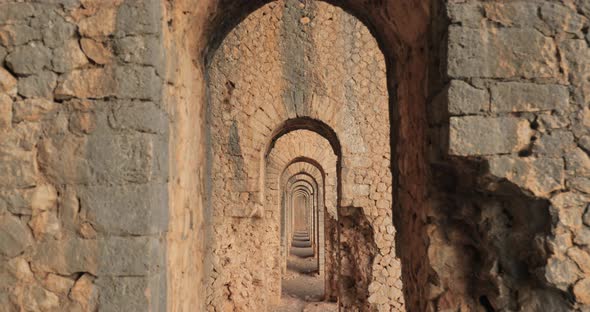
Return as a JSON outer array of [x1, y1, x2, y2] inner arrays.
[[271, 233, 338, 312]]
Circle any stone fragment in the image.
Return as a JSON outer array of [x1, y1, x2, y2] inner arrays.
[[42, 273, 75, 295], [490, 82, 569, 113], [52, 40, 88, 73], [7, 257, 34, 282], [37, 136, 91, 185], [447, 2, 484, 28], [78, 8, 117, 38], [69, 273, 97, 311], [545, 256, 581, 290], [576, 228, 590, 246], [80, 38, 112, 64], [539, 2, 586, 37], [571, 178, 590, 194], [447, 80, 489, 115], [0, 94, 12, 129], [489, 156, 564, 197], [567, 248, 590, 273], [0, 67, 17, 94], [17, 71, 57, 99], [109, 100, 167, 134], [0, 214, 33, 257], [449, 116, 532, 156], [566, 148, 590, 177], [533, 131, 575, 157], [448, 26, 559, 78], [539, 113, 570, 130], [13, 98, 59, 123], [69, 111, 96, 135], [39, 14, 77, 48], [5, 43, 52, 75], [55, 68, 115, 99], [0, 24, 41, 46], [483, 2, 541, 28], [551, 192, 588, 229], [574, 278, 590, 304]]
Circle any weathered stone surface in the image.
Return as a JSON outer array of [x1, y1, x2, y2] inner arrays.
[[0, 149, 37, 188], [55, 68, 114, 99], [0, 67, 17, 94], [447, 80, 489, 115], [38, 13, 76, 49], [448, 26, 559, 78], [449, 116, 532, 156], [79, 183, 167, 235], [42, 273, 75, 295], [95, 275, 165, 312], [69, 273, 97, 311], [109, 100, 167, 134], [566, 148, 590, 177], [51, 40, 88, 73], [551, 192, 588, 230], [489, 156, 564, 197], [33, 237, 98, 275], [567, 248, 590, 274], [0, 3, 35, 24], [37, 136, 90, 185], [115, 1, 161, 36], [533, 131, 575, 157], [0, 24, 41, 46], [23, 285, 60, 312], [483, 2, 541, 28], [98, 236, 164, 275], [17, 71, 57, 98], [80, 38, 112, 64], [5, 43, 52, 75], [78, 8, 117, 38], [574, 278, 590, 305], [447, 2, 483, 28], [69, 110, 96, 135], [571, 177, 590, 194], [114, 35, 161, 67], [545, 256, 582, 290], [0, 94, 12, 129], [0, 214, 33, 258], [114, 65, 161, 100], [13, 99, 59, 123], [539, 2, 587, 37], [490, 82, 569, 113]]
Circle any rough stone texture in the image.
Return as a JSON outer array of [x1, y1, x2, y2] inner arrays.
[[1, 0, 588, 311]]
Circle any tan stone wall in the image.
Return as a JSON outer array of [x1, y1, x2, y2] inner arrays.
[[206, 1, 404, 310]]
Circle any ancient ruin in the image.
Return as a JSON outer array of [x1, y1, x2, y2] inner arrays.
[[1, 0, 590, 311]]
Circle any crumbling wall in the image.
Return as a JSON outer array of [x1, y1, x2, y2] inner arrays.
[[425, 1, 590, 310]]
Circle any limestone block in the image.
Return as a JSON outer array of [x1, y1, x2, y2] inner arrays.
[[37, 136, 90, 185], [35, 12, 77, 49], [109, 100, 167, 134], [533, 131, 575, 157], [0, 148, 37, 188], [114, 65, 161, 101], [114, 35, 161, 67], [95, 274, 166, 312], [42, 273, 75, 295], [490, 82, 569, 113], [0, 215, 33, 257], [489, 156, 564, 197], [483, 2, 541, 28], [79, 183, 168, 235], [447, 2, 484, 28], [574, 278, 590, 305], [78, 8, 117, 38], [570, 177, 590, 194], [545, 256, 581, 291], [7, 257, 34, 282], [23, 285, 60, 312], [80, 38, 112, 64], [566, 148, 590, 177], [5, 43, 52, 75], [13, 98, 59, 123], [55, 68, 115, 99], [539, 2, 587, 37], [69, 273, 97, 311], [114, 1, 162, 37], [0, 3, 35, 24], [447, 80, 489, 115], [449, 116, 532, 156], [0, 24, 41, 46], [33, 237, 98, 275], [98, 236, 164, 275], [51, 39, 89, 73], [448, 26, 559, 79], [567, 248, 590, 273], [17, 71, 57, 99], [550, 192, 588, 230]]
